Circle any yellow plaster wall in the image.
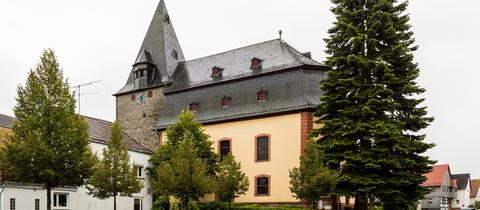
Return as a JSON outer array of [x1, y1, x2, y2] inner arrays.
[[160, 113, 303, 203], [0, 127, 12, 145]]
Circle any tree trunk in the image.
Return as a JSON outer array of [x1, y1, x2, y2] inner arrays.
[[353, 193, 368, 210], [311, 200, 316, 210], [228, 197, 231, 210], [47, 186, 52, 210], [113, 193, 117, 210], [331, 195, 339, 210]]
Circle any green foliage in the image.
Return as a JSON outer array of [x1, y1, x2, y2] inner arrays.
[[313, 0, 435, 209], [149, 111, 218, 177], [152, 134, 216, 210], [86, 121, 143, 210], [2, 49, 96, 210], [289, 139, 339, 209], [197, 202, 304, 210], [216, 154, 249, 209]]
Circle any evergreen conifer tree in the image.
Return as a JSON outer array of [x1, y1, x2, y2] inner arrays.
[[87, 121, 143, 210], [3, 49, 96, 210], [313, 1, 435, 209], [289, 139, 339, 210], [216, 154, 249, 210]]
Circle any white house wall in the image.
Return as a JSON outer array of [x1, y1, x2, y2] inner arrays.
[[0, 142, 153, 210]]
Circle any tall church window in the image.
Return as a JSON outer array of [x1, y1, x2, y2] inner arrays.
[[255, 135, 270, 162], [219, 139, 231, 160]]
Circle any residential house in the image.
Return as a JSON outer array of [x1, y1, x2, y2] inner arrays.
[[420, 164, 456, 210], [451, 174, 471, 210], [0, 115, 153, 210], [114, 0, 328, 204]]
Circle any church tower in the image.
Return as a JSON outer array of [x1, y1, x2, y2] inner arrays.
[[114, 0, 184, 150]]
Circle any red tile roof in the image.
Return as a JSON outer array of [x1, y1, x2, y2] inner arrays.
[[471, 179, 480, 198], [421, 164, 451, 187], [84, 116, 152, 154]]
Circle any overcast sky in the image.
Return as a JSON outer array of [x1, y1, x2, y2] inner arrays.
[[1, 0, 479, 177]]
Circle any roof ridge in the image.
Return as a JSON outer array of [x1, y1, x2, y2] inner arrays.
[[82, 115, 113, 125]]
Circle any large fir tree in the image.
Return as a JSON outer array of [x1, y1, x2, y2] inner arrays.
[[3, 49, 96, 210], [312, 0, 435, 209], [87, 121, 143, 210]]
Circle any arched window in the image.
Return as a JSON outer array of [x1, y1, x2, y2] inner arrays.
[[221, 96, 231, 108], [255, 135, 270, 162], [255, 175, 270, 196], [219, 139, 231, 160], [257, 90, 268, 102]]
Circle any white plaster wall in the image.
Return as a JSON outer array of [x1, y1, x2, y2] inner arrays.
[[0, 142, 152, 210]]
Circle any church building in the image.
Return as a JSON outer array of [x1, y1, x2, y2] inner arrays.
[[114, 0, 329, 204]]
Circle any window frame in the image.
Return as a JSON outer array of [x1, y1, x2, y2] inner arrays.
[[218, 138, 232, 160], [10, 198, 15, 210], [35, 198, 40, 210], [254, 175, 271, 196], [189, 102, 199, 112], [254, 134, 271, 162], [134, 165, 145, 178], [257, 90, 268, 102], [250, 57, 263, 70], [221, 96, 231, 109], [211, 66, 223, 77], [53, 193, 69, 208], [134, 198, 143, 210]]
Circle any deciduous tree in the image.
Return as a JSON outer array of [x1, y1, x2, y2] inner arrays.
[[87, 121, 143, 210], [216, 154, 249, 210], [3, 49, 96, 210]]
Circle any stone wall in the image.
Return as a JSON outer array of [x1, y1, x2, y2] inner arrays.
[[116, 87, 164, 150]]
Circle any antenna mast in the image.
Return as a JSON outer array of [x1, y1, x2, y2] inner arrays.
[[70, 80, 101, 114]]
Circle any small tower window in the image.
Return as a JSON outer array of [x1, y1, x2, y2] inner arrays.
[[211, 66, 223, 77], [250, 57, 263, 70], [164, 13, 171, 24], [131, 95, 136, 101], [171, 49, 178, 60], [147, 91, 153, 98], [257, 90, 268, 102], [221, 96, 231, 109], [189, 102, 199, 112]]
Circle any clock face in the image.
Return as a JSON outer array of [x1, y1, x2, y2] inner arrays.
[[137, 94, 145, 104]]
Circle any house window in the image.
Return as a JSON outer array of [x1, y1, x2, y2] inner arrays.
[[428, 198, 432, 204], [257, 90, 268, 102], [255, 175, 270, 196], [255, 135, 270, 162], [250, 57, 263, 70], [10, 198, 15, 210], [134, 198, 143, 210], [456, 199, 459, 204], [189, 102, 199, 112], [211, 66, 223, 77], [53, 193, 68, 207], [221, 96, 231, 108], [134, 165, 144, 178], [35, 199, 40, 210], [219, 139, 231, 160]]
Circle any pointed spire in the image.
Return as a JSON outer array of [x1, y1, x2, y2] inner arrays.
[[115, 0, 185, 95]]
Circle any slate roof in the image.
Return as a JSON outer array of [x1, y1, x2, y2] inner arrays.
[[422, 164, 451, 187], [0, 114, 14, 129], [452, 173, 471, 190], [85, 116, 152, 154], [115, 0, 184, 96], [166, 39, 326, 93], [154, 39, 328, 129], [0, 114, 150, 154]]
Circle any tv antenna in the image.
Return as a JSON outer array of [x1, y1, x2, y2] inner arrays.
[[70, 80, 101, 114]]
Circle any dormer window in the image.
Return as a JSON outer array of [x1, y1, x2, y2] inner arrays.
[[189, 102, 199, 112], [211, 66, 223, 77], [221, 96, 231, 109], [257, 90, 268, 102], [250, 57, 263, 70]]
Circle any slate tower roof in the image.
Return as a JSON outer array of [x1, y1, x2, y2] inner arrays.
[[115, 0, 184, 95]]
